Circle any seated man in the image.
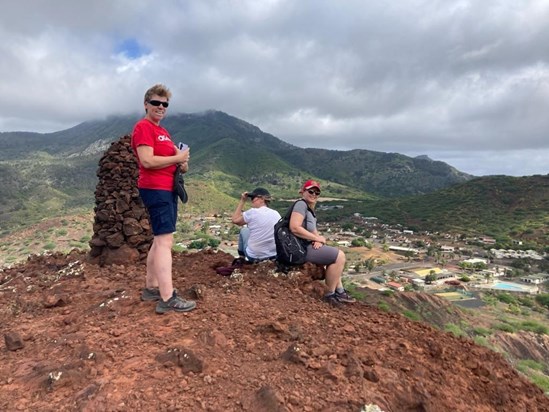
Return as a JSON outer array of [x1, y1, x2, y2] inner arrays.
[[231, 187, 281, 262]]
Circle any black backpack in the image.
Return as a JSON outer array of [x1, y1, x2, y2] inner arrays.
[[274, 200, 314, 266]]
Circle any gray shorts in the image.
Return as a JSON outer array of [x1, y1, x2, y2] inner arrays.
[[305, 243, 339, 265]]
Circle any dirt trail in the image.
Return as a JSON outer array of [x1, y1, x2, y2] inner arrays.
[[1, 250, 548, 412]]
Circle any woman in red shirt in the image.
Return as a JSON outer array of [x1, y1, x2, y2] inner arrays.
[[131, 84, 196, 314]]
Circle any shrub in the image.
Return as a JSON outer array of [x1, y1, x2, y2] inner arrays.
[[481, 294, 498, 306], [506, 304, 521, 315], [520, 308, 531, 317], [207, 238, 220, 248], [496, 293, 517, 305], [535, 294, 549, 308], [518, 296, 535, 308], [189, 239, 207, 249], [43, 242, 56, 250]]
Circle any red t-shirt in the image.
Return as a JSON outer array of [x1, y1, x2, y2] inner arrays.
[[131, 119, 177, 190]]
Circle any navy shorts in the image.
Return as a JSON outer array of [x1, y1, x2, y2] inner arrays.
[[139, 189, 178, 236]]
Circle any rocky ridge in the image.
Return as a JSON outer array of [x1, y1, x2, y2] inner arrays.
[[1, 251, 548, 411]]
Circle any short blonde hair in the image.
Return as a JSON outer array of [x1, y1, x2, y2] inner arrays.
[[144, 84, 172, 103]]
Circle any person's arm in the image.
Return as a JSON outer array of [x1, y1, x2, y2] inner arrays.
[[289, 211, 326, 244], [231, 192, 248, 225], [136, 145, 189, 169]]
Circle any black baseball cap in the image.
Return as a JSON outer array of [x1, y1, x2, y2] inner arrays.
[[247, 187, 271, 199]]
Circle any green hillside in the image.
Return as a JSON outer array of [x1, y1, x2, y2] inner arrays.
[[2, 111, 546, 249], [321, 174, 549, 250], [273, 147, 471, 197]]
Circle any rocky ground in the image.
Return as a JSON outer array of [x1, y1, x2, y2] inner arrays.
[[1, 250, 548, 412]]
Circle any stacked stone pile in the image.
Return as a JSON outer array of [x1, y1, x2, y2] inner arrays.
[[88, 135, 152, 265]]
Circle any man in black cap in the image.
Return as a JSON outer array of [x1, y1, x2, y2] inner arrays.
[[231, 187, 281, 262]]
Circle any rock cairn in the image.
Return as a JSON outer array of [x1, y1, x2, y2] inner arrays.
[[88, 135, 152, 265]]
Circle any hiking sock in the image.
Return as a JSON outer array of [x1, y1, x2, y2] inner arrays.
[[335, 287, 345, 294]]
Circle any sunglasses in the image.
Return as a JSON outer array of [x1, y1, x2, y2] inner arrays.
[[148, 100, 169, 108], [307, 189, 321, 196]]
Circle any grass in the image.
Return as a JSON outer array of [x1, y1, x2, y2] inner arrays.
[[516, 360, 549, 393], [444, 323, 467, 338], [529, 373, 549, 393], [402, 310, 421, 321], [172, 244, 186, 253], [519, 320, 548, 335], [342, 281, 366, 300], [43, 242, 56, 250], [517, 359, 545, 373], [378, 301, 390, 312], [493, 322, 516, 333], [473, 336, 492, 348], [473, 327, 492, 337], [69, 241, 87, 248]]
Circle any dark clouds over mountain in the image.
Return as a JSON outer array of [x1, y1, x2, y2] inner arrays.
[[1, 0, 548, 177]]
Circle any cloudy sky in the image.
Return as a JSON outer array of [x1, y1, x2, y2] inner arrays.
[[1, 0, 548, 177]]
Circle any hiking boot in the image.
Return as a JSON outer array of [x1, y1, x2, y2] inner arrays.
[[141, 287, 161, 301], [322, 293, 343, 307], [232, 257, 246, 267], [335, 289, 356, 303], [156, 291, 196, 314]]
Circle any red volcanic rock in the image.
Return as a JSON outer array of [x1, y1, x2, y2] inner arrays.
[[4, 331, 24, 351], [88, 135, 152, 265], [0, 250, 548, 411]]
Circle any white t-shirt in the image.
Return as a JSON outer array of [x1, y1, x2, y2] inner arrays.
[[242, 206, 282, 259]]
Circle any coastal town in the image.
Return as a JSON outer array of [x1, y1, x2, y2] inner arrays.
[[175, 208, 548, 308]]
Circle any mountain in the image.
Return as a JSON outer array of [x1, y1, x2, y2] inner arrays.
[[0, 111, 473, 232], [0, 112, 473, 193]]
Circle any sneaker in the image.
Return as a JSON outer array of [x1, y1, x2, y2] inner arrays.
[[156, 291, 196, 314], [322, 293, 343, 307], [335, 289, 357, 303], [141, 287, 161, 301]]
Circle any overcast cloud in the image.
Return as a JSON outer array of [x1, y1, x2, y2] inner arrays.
[[1, 0, 548, 176]]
